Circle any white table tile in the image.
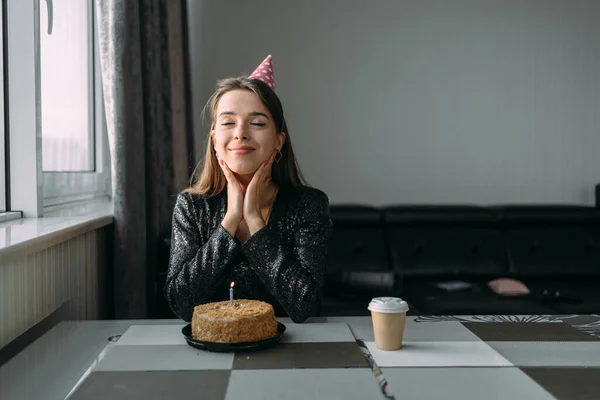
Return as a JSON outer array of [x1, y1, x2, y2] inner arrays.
[[488, 341, 600, 367], [366, 341, 513, 367]]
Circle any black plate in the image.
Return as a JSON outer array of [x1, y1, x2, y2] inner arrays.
[[182, 322, 286, 353]]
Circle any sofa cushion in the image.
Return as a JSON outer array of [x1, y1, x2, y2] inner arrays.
[[384, 206, 506, 276], [327, 205, 390, 273], [325, 271, 395, 298], [388, 226, 507, 276], [496, 206, 600, 276], [502, 227, 600, 275]]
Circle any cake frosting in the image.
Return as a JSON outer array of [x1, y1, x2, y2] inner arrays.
[[191, 299, 278, 343]]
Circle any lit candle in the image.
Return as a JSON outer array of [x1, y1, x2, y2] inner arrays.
[[230, 282, 235, 306]]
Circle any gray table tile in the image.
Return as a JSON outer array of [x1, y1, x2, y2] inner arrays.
[[0, 322, 139, 400], [66, 370, 230, 400], [232, 343, 368, 369], [95, 345, 233, 371], [330, 317, 482, 342], [325, 316, 372, 325], [463, 322, 599, 342], [327, 317, 374, 341], [113, 324, 187, 346], [405, 320, 483, 341], [381, 367, 556, 400], [114, 321, 353, 347], [488, 342, 600, 367], [277, 317, 328, 324], [225, 369, 381, 400]]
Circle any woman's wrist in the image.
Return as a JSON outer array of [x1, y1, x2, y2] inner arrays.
[[221, 213, 242, 237], [246, 216, 266, 235]]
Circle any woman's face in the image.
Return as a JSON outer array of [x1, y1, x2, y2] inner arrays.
[[212, 89, 284, 176]]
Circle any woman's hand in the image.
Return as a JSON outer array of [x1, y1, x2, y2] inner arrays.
[[244, 150, 276, 233], [218, 157, 244, 237]]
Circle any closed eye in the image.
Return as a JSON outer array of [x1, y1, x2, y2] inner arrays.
[[251, 123, 266, 126]]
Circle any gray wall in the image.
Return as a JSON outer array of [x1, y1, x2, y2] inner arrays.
[[187, 0, 600, 206]]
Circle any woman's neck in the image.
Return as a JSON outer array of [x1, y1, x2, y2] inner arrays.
[[234, 173, 253, 189], [234, 173, 278, 205]]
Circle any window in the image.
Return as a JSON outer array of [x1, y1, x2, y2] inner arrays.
[[40, 0, 94, 172], [3, 0, 110, 217], [0, 0, 110, 220], [0, 1, 5, 213], [40, 0, 110, 208]]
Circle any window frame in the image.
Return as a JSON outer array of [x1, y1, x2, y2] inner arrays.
[[4, 0, 110, 218], [41, 0, 110, 208], [0, 0, 5, 213]]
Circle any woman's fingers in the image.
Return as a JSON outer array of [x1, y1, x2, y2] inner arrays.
[[263, 150, 276, 183], [220, 161, 244, 193], [219, 151, 276, 188], [249, 162, 266, 188], [219, 159, 236, 183]]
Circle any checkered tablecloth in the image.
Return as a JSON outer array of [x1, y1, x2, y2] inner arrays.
[[60, 315, 600, 400]]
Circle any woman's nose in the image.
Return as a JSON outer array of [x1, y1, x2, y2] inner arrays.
[[233, 125, 249, 140]]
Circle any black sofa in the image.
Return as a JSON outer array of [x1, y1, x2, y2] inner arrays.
[[155, 187, 600, 319], [323, 203, 600, 316]]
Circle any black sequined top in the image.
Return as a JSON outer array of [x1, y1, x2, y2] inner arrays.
[[164, 185, 332, 323]]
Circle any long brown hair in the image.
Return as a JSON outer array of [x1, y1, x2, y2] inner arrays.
[[186, 77, 308, 197]]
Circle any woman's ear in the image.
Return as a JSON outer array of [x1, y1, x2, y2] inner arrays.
[[277, 132, 286, 150]]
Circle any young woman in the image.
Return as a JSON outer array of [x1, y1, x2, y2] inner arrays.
[[164, 56, 332, 323]]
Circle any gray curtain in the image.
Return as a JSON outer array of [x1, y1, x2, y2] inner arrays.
[[95, 0, 192, 318]]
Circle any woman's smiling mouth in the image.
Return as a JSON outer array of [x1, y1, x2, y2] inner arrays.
[[229, 146, 256, 155]]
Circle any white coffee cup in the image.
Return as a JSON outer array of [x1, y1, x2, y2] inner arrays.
[[368, 297, 409, 351]]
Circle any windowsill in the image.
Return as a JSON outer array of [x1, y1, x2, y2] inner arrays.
[[0, 212, 23, 223], [0, 199, 114, 261]]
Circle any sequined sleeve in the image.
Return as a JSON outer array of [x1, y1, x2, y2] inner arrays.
[[164, 193, 240, 321], [241, 190, 332, 323]]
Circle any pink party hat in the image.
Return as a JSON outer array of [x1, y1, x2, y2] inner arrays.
[[249, 55, 275, 91]]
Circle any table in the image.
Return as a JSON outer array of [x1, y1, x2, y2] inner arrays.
[[1, 314, 599, 400]]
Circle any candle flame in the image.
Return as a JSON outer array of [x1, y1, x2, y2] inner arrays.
[[230, 282, 235, 288]]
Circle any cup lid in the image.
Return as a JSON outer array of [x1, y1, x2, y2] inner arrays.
[[368, 297, 409, 314]]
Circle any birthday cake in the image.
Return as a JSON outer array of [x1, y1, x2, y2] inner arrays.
[[191, 300, 278, 343]]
